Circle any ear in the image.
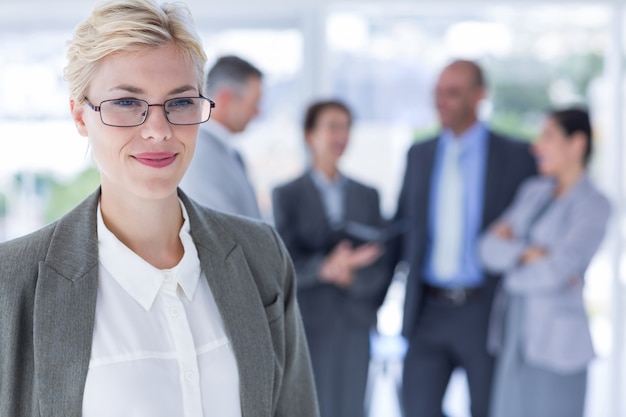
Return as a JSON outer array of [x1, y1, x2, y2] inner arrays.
[[208, 88, 233, 122], [70, 99, 88, 137], [473, 85, 486, 104], [304, 131, 315, 147], [222, 88, 239, 106]]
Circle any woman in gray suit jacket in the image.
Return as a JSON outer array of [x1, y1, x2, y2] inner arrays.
[[479, 108, 610, 417], [272, 100, 389, 417], [0, 1, 318, 416]]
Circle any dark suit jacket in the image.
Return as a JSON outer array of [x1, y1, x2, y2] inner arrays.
[[0, 189, 319, 417], [272, 172, 389, 328], [390, 130, 536, 338]]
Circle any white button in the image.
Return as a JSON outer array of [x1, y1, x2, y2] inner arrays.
[[164, 273, 173, 282], [185, 371, 194, 381], [170, 307, 180, 318]]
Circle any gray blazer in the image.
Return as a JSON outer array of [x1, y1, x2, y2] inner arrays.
[[179, 124, 261, 219], [0, 189, 319, 417], [479, 175, 611, 373]]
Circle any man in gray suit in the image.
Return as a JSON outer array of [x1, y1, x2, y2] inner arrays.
[[390, 60, 536, 417], [180, 55, 263, 219]]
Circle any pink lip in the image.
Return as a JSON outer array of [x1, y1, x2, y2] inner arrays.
[[133, 152, 177, 168]]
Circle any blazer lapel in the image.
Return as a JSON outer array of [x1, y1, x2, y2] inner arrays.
[[482, 132, 506, 229], [182, 193, 274, 417], [33, 190, 100, 416], [299, 173, 335, 248], [303, 172, 333, 232], [416, 139, 438, 233], [344, 179, 359, 223]]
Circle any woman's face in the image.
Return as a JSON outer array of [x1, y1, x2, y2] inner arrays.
[[306, 107, 351, 167], [70, 42, 201, 202], [532, 116, 584, 177]]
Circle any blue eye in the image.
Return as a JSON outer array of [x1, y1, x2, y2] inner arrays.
[[111, 99, 143, 108], [167, 98, 195, 108]]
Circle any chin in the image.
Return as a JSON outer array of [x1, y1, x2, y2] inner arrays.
[[538, 167, 555, 177], [136, 179, 183, 200]]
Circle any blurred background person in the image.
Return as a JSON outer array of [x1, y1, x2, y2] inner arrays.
[[272, 99, 389, 417], [389, 59, 536, 417], [480, 108, 611, 417], [180, 55, 263, 219]]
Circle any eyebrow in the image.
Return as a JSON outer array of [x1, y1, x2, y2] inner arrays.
[[108, 84, 197, 95]]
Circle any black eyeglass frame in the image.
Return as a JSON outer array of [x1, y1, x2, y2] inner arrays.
[[84, 95, 216, 127]]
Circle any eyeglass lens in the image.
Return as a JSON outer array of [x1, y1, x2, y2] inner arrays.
[[99, 97, 211, 127]]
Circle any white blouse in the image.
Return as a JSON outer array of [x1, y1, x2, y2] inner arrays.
[[82, 201, 241, 417]]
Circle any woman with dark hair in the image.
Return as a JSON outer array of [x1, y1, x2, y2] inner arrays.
[[272, 100, 389, 417], [479, 108, 611, 417]]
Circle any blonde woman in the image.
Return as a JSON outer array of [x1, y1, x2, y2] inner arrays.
[[0, 1, 318, 416]]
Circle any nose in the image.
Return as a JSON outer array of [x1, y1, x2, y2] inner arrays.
[[141, 104, 172, 141]]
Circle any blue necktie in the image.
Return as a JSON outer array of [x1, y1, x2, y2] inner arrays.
[[432, 140, 464, 280]]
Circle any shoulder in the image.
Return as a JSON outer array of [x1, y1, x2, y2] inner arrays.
[[0, 188, 99, 266], [194, 129, 220, 153], [182, 139, 235, 191], [183, 193, 289, 266], [188, 130, 229, 168], [223, 215, 284, 258], [591, 185, 611, 213], [407, 136, 438, 158], [573, 177, 612, 217], [488, 130, 537, 177], [515, 176, 553, 199], [0, 190, 99, 288], [0, 220, 55, 249], [488, 129, 523, 143], [488, 130, 533, 155], [272, 173, 310, 196], [520, 175, 552, 190], [346, 177, 379, 198], [196, 207, 292, 293], [197, 127, 220, 145], [212, 209, 279, 246], [0, 223, 57, 296], [0, 223, 56, 261]]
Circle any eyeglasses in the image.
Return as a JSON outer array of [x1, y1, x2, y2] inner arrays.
[[84, 96, 215, 127]]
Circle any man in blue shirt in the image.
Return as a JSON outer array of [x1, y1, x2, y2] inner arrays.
[[390, 60, 536, 417]]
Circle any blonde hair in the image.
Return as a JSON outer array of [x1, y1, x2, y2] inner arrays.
[[65, 0, 207, 103]]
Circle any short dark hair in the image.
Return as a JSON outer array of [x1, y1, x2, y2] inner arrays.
[[448, 59, 486, 88], [303, 99, 352, 135], [549, 107, 593, 165], [205, 55, 262, 96]]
